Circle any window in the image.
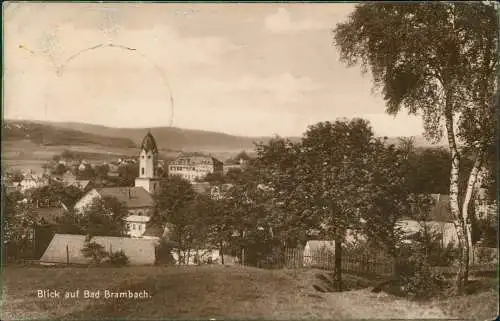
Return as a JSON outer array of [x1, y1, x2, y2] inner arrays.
[[148, 155, 151, 159], [138, 211, 142, 216], [141, 167, 145, 175], [132, 224, 136, 230]]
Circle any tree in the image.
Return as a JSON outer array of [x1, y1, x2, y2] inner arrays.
[[51, 163, 67, 176], [3, 187, 37, 261], [359, 139, 435, 268], [154, 175, 206, 263], [94, 164, 110, 180], [30, 180, 84, 208], [257, 119, 377, 291], [116, 163, 139, 186], [78, 196, 128, 237], [334, 2, 497, 293]]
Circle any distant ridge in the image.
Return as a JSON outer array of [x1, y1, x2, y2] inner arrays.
[[3, 119, 445, 151]]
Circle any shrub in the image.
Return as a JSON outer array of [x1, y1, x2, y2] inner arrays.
[[402, 250, 447, 299], [81, 241, 108, 265], [108, 250, 129, 267]]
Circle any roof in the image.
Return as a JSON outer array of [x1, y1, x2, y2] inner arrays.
[[40, 234, 157, 265], [192, 182, 211, 194], [170, 156, 222, 166], [96, 187, 154, 209], [140, 131, 158, 153], [143, 223, 167, 237], [125, 215, 151, 223], [403, 194, 453, 222], [29, 206, 67, 224]]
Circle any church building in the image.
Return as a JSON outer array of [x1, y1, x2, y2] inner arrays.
[[73, 131, 162, 238]]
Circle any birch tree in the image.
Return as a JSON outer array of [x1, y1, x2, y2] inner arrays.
[[334, 2, 497, 293]]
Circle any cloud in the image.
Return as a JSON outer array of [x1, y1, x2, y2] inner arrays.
[[264, 8, 326, 34], [192, 73, 321, 103]]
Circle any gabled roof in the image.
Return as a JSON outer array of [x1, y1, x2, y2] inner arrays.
[[29, 206, 68, 225], [403, 194, 453, 222], [143, 223, 167, 237], [96, 187, 154, 208], [40, 234, 156, 265], [140, 131, 158, 153]]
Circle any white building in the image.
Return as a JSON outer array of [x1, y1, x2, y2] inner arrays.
[[168, 156, 223, 182]]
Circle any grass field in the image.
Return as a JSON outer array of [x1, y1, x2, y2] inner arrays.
[[2, 265, 496, 320]]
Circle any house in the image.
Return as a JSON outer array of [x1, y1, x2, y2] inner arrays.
[[40, 234, 157, 265], [19, 174, 49, 192], [168, 155, 223, 182], [397, 194, 459, 247], [74, 186, 155, 237]]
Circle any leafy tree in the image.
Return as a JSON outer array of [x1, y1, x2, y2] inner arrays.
[[154, 175, 208, 263], [116, 163, 139, 186], [359, 139, 435, 270], [78, 196, 128, 237], [334, 2, 497, 293], [3, 187, 37, 261], [154, 175, 197, 224], [203, 172, 226, 185], [51, 163, 67, 176], [94, 164, 110, 180], [30, 180, 84, 208], [76, 165, 95, 180]]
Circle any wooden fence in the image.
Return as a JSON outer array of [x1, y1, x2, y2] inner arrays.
[[279, 247, 497, 277]]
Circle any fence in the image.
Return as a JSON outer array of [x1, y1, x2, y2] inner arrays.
[[281, 247, 394, 277], [279, 247, 497, 278]]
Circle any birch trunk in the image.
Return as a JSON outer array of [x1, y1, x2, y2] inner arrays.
[[461, 148, 485, 265], [444, 107, 468, 294]]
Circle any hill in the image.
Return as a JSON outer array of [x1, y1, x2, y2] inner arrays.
[[2, 120, 136, 149], [28, 120, 273, 152], [3, 265, 491, 320], [9, 120, 444, 152]]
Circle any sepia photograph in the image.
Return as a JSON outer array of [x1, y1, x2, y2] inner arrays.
[[1, 2, 498, 320]]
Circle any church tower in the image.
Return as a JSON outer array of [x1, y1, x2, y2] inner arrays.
[[134, 131, 160, 194]]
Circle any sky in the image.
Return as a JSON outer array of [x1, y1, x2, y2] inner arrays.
[[3, 2, 426, 138]]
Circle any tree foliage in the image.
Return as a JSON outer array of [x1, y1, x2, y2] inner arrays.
[[334, 2, 497, 294]]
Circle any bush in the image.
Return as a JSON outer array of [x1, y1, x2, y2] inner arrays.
[[81, 241, 108, 265], [108, 250, 129, 267], [402, 251, 447, 299]]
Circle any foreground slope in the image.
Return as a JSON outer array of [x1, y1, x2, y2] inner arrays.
[[3, 265, 495, 320]]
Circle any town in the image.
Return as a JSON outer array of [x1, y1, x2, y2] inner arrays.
[[2, 2, 498, 320]]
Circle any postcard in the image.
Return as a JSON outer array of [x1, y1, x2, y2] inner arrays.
[[2, 2, 498, 320]]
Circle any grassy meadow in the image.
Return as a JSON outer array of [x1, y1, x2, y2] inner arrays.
[[1, 265, 497, 320]]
